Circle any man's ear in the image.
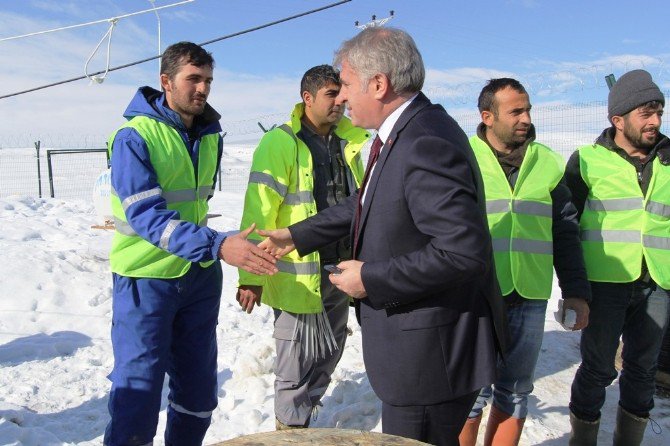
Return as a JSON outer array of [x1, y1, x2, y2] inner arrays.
[[160, 73, 171, 92], [302, 90, 313, 108], [481, 110, 494, 127], [611, 115, 625, 132], [372, 73, 390, 99]]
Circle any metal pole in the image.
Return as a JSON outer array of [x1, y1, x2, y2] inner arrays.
[[34, 140, 42, 198], [47, 149, 55, 198], [219, 132, 227, 191]]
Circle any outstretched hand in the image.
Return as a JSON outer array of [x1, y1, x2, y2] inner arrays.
[[218, 224, 278, 275], [257, 228, 295, 257]]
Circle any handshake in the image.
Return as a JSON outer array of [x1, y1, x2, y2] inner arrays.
[[216, 225, 295, 276]]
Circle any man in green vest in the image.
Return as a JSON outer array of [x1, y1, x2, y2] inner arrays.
[[459, 78, 591, 446], [236, 65, 369, 429], [566, 69, 670, 446], [105, 42, 277, 446]]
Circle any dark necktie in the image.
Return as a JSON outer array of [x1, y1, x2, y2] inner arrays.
[[353, 135, 383, 257]]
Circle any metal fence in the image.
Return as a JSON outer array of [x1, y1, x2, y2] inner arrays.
[[0, 143, 109, 200], [1, 99, 668, 200], [46, 149, 109, 200]]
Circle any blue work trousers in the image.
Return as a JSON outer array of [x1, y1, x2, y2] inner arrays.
[[570, 281, 669, 421], [469, 298, 547, 419], [104, 261, 222, 446]]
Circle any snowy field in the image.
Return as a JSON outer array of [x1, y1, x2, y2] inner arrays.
[[0, 144, 669, 445]]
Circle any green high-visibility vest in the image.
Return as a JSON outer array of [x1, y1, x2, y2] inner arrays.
[[470, 135, 564, 299], [578, 144, 670, 288], [108, 116, 220, 278], [238, 103, 369, 313]]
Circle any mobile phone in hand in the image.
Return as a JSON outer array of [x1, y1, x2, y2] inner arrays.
[[323, 264, 342, 275]]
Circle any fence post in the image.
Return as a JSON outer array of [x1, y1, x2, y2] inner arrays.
[[219, 132, 227, 191], [46, 149, 55, 198], [34, 140, 42, 198]]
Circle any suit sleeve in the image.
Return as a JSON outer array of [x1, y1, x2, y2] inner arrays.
[[111, 128, 225, 262], [362, 133, 491, 307], [290, 194, 357, 255]]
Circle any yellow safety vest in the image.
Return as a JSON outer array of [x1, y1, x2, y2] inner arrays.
[[239, 103, 369, 313], [470, 135, 564, 299], [108, 116, 219, 278], [579, 143, 670, 288]]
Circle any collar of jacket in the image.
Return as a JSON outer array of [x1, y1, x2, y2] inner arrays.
[[383, 92, 432, 147], [288, 102, 369, 147], [124, 86, 222, 136], [595, 126, 670, 166], [475, 122, 537, 169]]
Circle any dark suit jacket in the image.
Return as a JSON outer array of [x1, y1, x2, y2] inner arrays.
[[290, 93, 507, 406]]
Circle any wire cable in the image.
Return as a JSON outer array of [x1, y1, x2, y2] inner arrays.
[[0, 0, 351, 100], [0, 0, 194, 42], [149, 0, 162, 86], [84, 18, 118, 84]]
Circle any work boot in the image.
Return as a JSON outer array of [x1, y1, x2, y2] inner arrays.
[[458, 413, 482, 446], [612, 406, 648, 446], [568, 410, 599, 446], [483, 405, 525, 446], [275, 417, 309, 430]]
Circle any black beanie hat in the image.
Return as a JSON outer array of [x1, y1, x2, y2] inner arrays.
[[608, 69, 664, 120]]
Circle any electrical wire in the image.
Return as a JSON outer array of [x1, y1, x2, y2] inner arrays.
[[0, 0, 194, 42], [0, 0, 351, 100]]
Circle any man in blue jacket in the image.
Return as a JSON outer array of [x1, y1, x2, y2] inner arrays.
[[104, 41, 277, 446]]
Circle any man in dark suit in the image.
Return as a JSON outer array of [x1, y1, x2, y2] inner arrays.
[[259, 27, 506, 446]]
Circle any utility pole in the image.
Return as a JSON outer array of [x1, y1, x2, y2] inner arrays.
[[354, 10, 394, 29]]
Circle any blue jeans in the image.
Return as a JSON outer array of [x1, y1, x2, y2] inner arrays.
[[570, 281, 669, 421], [104, 262, 222, 446], [469, 298, 547, 419]]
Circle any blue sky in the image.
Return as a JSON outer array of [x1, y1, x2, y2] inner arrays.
[[1, 0, 669, 145]]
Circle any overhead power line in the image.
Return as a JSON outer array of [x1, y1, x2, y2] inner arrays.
[[0, 0, 195, 42], [0, 0, 351, 100]]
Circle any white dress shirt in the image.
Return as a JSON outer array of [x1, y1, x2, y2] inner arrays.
[[361, 93, 419, 204]]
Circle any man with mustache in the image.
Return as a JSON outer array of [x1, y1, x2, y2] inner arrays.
[[236, 64, 369, 429], [566, 69, 670, 446], [105, 42, 277, 446], [459, 78, 590, 445]]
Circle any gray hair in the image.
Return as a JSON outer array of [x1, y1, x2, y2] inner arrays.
[[334, 27, 424, 95]]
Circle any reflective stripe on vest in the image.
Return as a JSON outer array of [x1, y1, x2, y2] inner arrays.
[[470, 135, 564, 299], [246, 239, 320, 275], [108, 116, 219, 278], [578, 143, 670, 288]]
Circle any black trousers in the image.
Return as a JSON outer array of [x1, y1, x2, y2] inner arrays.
[[382, 390, 479, 446]]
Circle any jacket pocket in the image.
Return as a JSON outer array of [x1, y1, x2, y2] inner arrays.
[[273, 326, 296, 340], [398, 307, 459, 331]]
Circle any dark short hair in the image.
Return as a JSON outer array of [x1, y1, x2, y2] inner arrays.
[[160, 41, 215, 80], [632, 100, 664, 114], [478, 78, 528, 114], [300, 65, 340, 99]]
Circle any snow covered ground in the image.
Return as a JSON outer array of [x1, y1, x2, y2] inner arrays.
[[0, 144, 669, 445]]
